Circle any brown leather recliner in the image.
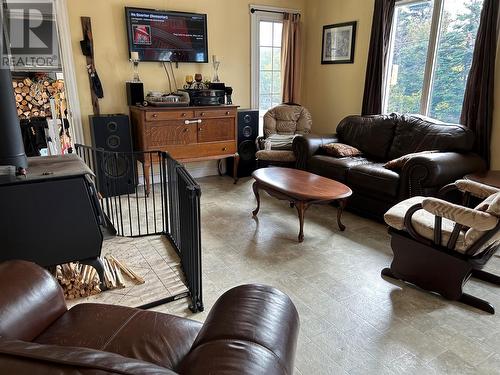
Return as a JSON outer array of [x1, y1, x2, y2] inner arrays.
[[293, 113, 485, 219], [0, 260, 299, 374]]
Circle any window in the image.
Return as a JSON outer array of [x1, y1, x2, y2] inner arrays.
[[251, 8, 285, 128], [383, 0, 483, 123]]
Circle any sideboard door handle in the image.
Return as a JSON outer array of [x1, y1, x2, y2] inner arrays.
[[184, 119, 202, 125]]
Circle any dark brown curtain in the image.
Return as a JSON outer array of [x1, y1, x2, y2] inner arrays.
[[460, 0, 499, 168], [281, 13, 302, 104], [361, 0, 396, 115]]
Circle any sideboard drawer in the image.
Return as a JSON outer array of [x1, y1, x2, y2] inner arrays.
[[146, 110, 194, 121], [194, 109, 237, 118], [148, 122, 197, 147], [195, 141, 237, 157]]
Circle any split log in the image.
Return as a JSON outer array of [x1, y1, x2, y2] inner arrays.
[[109, 255, 145, 284]]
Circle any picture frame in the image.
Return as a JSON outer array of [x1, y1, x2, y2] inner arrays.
[[321, 21, 357, 64]]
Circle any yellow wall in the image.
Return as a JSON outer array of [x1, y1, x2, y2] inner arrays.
[[302, 0, 499, 167], [66, 0, 306, 142], [302, 0, 374, 134]]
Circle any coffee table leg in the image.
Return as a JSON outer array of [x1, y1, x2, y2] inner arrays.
[[252, 182, 261, 217], [295, 201, 309, 242], [337, 199, 347, 231]]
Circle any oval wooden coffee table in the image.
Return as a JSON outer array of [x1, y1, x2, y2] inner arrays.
[[252, 167, 352, 242]]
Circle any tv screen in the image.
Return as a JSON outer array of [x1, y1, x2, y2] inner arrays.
[[125, 7, 208, 63]]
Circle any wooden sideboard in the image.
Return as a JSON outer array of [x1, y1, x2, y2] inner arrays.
[[130, 105, 240, 193]]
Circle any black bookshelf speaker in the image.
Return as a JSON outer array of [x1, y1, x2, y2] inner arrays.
[[89, 114, 136, 197], [126, 82, 144, 106], [227, 109, 259, 177]]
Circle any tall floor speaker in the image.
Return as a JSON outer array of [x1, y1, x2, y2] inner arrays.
[[227, 109, 259, 177], [89, 114, 136, 197]]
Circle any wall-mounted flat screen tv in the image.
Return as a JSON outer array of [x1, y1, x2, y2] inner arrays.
[[125, 7, 208, 63]]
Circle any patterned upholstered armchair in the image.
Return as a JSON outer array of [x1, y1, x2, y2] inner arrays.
[[383, 179, 500, 313], [255, 104, 312, 167]]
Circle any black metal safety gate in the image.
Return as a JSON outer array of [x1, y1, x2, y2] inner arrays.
[[75, 144, 203, 312]]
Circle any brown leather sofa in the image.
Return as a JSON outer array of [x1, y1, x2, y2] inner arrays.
[[293, 113, 485, 218], [0, 260, 299, 374]]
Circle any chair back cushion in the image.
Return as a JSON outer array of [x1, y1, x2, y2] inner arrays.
[[263, 104, 312, 137], [336, 114, 397, 160], [0, 260, 67, 341], [387, 114, 474, 160]]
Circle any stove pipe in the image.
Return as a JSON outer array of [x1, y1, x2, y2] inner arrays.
[[0, 66, 27, 170]]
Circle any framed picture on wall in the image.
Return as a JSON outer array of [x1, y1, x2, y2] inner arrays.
[[321, 21, 357, 64]]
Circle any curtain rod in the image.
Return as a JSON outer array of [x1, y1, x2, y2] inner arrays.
[[250, 8, 300, 16]]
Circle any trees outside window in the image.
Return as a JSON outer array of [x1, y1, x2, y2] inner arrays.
[[384, 0, 483, 123]]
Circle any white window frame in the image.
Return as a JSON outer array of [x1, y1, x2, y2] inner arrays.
[[250, 5, 299, 111], [383, 0, 449, 116]]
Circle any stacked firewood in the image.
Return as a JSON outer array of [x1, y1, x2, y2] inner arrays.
[[56, 256, 145, 300], [56, 263, 101, 300], [12, 77, 65, 119]]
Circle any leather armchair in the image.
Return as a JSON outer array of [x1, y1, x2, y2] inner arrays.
[[0, 260, 300, 374]]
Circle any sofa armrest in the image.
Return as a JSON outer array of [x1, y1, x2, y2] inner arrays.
[[293, 134, 338, 170], [400, 152, 485, 197], [0, 260, 67, 341], [178, 284, 299, 375]]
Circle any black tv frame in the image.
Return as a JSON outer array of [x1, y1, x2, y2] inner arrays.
[[125, 6, 209, 63]]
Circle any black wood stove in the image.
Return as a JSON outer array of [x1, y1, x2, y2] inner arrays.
[[0, 155, 106, 284]]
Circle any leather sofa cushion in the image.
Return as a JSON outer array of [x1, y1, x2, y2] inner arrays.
[[348, 162, 400, 197], [388, 114, 474, 160], [34, 303, 202, 370], [308, 155, 370, 182], [0, 337, 175, 375], [337, 115, 397, 160]]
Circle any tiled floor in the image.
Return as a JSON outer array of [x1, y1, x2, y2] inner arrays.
[[76, 175, 500, 375], [67, 235, 188, 309]]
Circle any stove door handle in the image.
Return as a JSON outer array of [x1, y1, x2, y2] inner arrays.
[[85, 175, 105, 226]]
